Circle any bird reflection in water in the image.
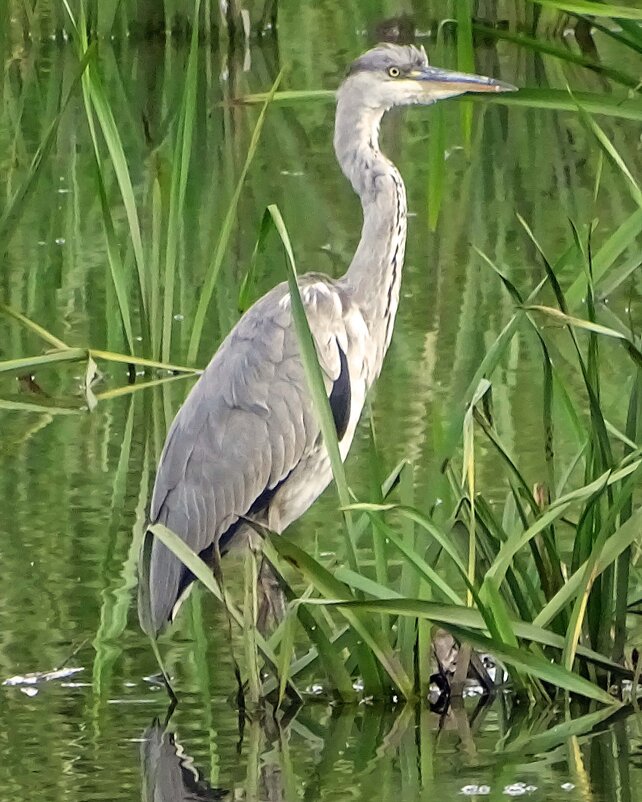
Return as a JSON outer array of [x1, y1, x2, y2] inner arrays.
[[141, 717, 229, 802], [139, 694, 495, 802]]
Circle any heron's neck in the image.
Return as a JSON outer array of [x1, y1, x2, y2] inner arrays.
[[334, 97, 407, 368]]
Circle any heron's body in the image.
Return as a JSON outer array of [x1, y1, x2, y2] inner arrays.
[[140, 44, 514, 636], [150, 275, 372, 545]]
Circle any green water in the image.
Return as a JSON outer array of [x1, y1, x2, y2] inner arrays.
[[1, 3, 642, 800]]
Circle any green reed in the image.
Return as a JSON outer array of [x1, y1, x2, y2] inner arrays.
[[1, 0, 641, 707], [152, 179, 640, 704], [263, 205, 639, 704]]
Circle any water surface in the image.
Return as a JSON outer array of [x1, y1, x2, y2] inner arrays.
[[1, 5, 641, 800]]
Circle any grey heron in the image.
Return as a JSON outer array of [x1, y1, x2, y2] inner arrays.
[[139, 43, 515, 637]]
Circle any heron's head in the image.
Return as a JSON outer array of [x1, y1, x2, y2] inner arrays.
[[340, 43, 516, 110]]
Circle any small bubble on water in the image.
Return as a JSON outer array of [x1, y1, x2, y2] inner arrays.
[[21, 687, 38, 697], [173, 313, 184, 321], [55, 238, 66, 245], [561, 783, 575, 792], [135, 336, 143, 342], [460, 785, 490, 796], [503, 783, 528, 796]]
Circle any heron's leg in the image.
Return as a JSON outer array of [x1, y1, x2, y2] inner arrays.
[[243, 517, 287, 636], [256, 556, 286, 635]]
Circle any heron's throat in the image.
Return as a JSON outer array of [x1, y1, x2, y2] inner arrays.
[[333, 97, 390, 198], [334, 94, 408, 365]]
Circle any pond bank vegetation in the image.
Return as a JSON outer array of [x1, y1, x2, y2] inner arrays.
[[1, 0, 641, 711]]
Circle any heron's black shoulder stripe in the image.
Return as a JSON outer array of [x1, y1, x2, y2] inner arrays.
[[216, 469, 293, 556], [329, 340, 351, 441], [178, 471, 289, 590], [186, 342, 351, 574]]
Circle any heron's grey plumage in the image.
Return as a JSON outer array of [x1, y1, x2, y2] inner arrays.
[[139, 43, 516, 636], [347, 42, 428, 77]]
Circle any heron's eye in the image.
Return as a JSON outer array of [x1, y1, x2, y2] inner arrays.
[[388, 66, 400, 78]]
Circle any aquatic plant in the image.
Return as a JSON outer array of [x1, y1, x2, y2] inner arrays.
[[0, 0, 640, 707]]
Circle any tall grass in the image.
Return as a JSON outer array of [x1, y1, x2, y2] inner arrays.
[[4, 0, 232, 42], [154, 125, 640, 706], [1, 0, 640, 709], [6, 0, 642, 44], [153, 185, 640, 704]]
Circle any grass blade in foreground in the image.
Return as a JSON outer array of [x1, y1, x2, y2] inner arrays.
[[75, 16, 148, 321], [262, 540, 356, 701], [307, 598, 628, 677], [237, 88, 642, 123], [456, 0, 474, 148], [146, 523, 287, 684], [310, 600, 616, 705], [0, 349, 87, 375], [0, 304, 69, 350], [575, 106, 642, 210], [0, 306, 199, 376], [269, 534, 413, 697], [161, 0, 202, 362], [534, 504, 642, 630], [267, 202, 404, 695], [266, 203, 359, 573], [187, 69, 285, 364], [526, 0, 642, 19], [499, 706, 620, 756], [0, 45, 95, 247]]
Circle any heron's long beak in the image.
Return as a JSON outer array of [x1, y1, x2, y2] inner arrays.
[[410, 66, 517, 94]]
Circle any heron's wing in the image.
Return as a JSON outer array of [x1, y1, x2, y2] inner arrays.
[[141, 277, 355, 635]]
